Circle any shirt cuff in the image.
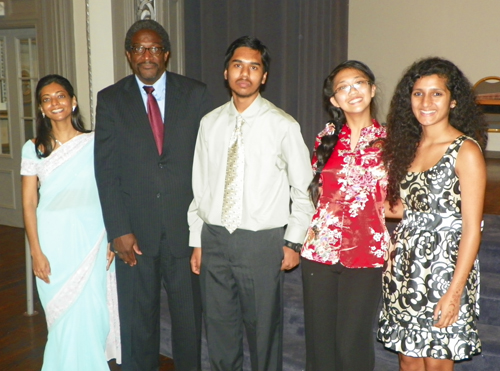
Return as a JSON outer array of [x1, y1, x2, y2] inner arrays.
[[189, 232, 202, 248], [284, 224, 308, 245]]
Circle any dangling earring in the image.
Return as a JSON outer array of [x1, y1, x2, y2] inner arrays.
[[72, 106, 76, 112], [42, 111, 45, 118]]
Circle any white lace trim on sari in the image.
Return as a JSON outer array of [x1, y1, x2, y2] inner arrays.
[[22, 133, 94, 185], [20, 158, 38, 176], [106, 269, 121, 363], [45, 229, 105, 329]]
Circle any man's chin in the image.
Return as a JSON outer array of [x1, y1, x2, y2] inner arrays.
[[233, 90, 259, 99], [233, 91, 259, 99], [137, 72, 162, 84]]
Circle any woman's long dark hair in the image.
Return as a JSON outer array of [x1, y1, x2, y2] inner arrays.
[[35, 74, 90, 158], [308, 60, 377, 206], [384, 57, 488, 209]]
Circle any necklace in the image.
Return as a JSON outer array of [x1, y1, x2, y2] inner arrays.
[[54, 132, 80, 147]]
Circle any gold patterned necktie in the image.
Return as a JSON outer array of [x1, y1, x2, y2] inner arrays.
[[221, 115, 245, 233]]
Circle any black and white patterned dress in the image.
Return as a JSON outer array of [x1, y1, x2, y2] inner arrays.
[[378, 135, 481, 360]]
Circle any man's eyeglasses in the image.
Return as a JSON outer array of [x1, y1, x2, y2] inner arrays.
[[129, 45, 165, 55], [334, 80, 371, 95]]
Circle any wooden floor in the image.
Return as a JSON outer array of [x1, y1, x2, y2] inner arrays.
[[1, 158, 499, 370], [0, 227, 175, 370]]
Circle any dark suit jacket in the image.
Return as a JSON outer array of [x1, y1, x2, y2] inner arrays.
[[94, 72, 212, 258]]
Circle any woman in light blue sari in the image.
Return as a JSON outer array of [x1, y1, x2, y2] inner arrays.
[[21, 75, 120, 370]]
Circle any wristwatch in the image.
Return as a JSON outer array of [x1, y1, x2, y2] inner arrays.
[[284, 240, 302, 253]]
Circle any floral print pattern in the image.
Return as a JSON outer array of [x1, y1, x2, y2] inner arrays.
[[302, 120, 389, 268], [377, 136, 481, 360]]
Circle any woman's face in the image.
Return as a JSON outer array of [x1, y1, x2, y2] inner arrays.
[[411, 74, 456, 128], [39, 82, 76, 124], [330, 68, 375, 115]]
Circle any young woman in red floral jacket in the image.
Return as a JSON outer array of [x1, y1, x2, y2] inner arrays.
[[301, 60, 389, 371]]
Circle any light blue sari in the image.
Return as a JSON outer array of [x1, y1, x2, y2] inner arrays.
[[21, 133, 120, 370]]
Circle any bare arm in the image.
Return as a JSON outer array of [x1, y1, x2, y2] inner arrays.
[[434, 140, 485, 327], [22, 175, 51, 283]]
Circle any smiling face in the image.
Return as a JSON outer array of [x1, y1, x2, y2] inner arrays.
[[411, 74, 456, 128], [330, 68, 375, 115], [126, 29, 170, 85], [39, 82, 76, 124], [224, 46, 268, 102]]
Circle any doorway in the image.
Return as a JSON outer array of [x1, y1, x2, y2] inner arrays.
[[0, 28, 38, 227]]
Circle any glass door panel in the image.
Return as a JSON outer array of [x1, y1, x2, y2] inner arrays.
[[0, 28, 38, 227], [18, 37, 38, 142]]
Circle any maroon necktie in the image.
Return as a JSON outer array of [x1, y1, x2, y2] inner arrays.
[[143, 86, 164, 154]]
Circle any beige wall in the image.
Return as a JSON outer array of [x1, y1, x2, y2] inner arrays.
[[348, 0, 500, 122], [73, 0, 115, 128]]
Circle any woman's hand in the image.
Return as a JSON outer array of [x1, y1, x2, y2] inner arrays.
[[106, 243, 115, 270], [433, 289, 460, 328], [32, 251, 51, 283]]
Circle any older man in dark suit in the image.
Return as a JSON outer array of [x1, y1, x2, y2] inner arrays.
[[94, 19, 212, 371]]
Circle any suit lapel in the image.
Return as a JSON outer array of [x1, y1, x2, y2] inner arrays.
[[123, 76, 161, 158]]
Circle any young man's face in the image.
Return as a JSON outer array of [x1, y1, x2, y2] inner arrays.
[[224, 47, 267, 100]]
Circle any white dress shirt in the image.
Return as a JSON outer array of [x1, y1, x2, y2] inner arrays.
[[188, 94, 315, 247], [135, 72, 166, 121]]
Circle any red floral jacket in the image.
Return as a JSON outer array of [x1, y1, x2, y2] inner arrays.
[[301, 120, 390, 268]]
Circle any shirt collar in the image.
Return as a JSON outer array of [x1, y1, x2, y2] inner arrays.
[[228, 94, 264, 126], [135, 71, 167, 100], [341, 118, 380, 134]]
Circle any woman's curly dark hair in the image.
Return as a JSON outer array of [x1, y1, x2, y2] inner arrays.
[[35, 74, 90, 158], [308, 60, 377, 206], [384, 57, 488, 208]]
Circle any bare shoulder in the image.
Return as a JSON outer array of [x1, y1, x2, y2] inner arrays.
[[458, 138, 483, 159], [456, 138, 485, 176]]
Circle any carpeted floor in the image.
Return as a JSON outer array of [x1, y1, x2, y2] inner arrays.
[[160, 215, 500, 370]]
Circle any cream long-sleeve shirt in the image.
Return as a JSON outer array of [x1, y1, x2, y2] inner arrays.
[[188, 94, 315, 247]]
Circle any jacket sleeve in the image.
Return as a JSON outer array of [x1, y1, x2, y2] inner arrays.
[[94, 91, 132, 242]]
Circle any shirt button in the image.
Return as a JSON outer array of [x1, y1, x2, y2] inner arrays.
[[156, 193, 161, 198], [158, 163, 164, 169]]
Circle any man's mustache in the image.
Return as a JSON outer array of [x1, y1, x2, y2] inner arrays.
[[138, 62, 159, 68]]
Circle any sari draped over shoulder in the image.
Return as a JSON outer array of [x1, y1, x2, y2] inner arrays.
[[21, 133, 121, 370]]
